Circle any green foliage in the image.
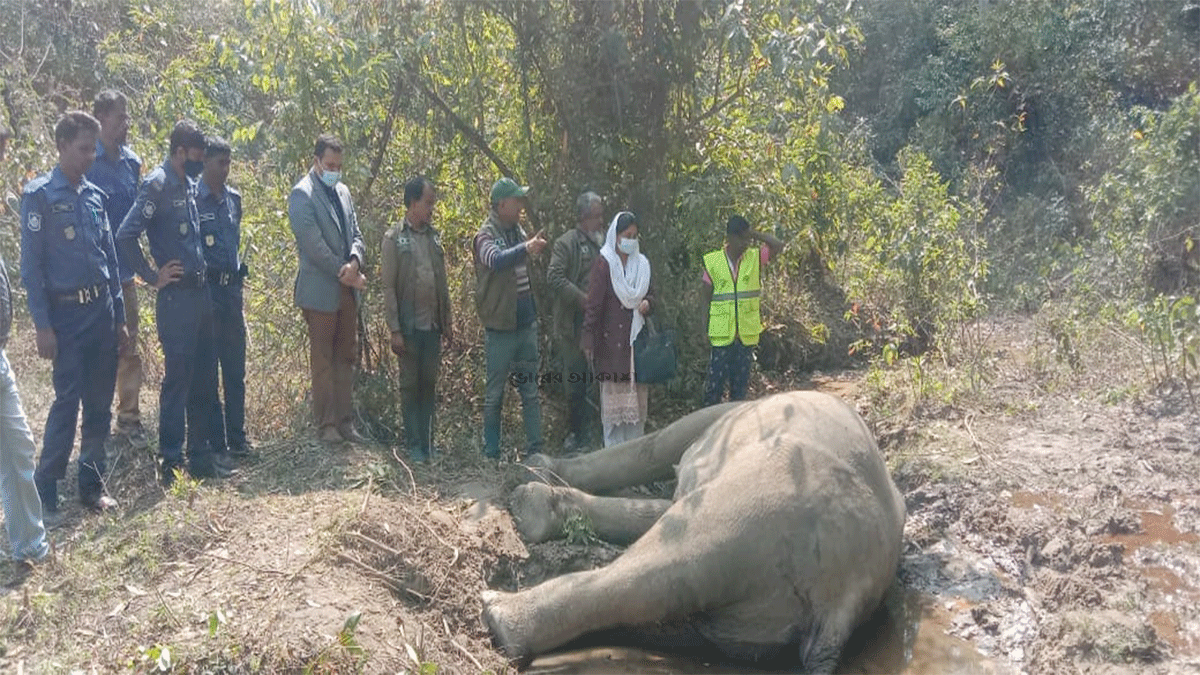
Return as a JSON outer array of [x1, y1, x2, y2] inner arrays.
[[140, 644, 173, 672], [206, 609, 228, 638], [1086, 84, 1200, 296], [845, 147, 987, 355], [562, 510, 599, 547], [0, 0, 1196, 428], [1126, 294, 1200, 404], [303, 610, 367, 673]]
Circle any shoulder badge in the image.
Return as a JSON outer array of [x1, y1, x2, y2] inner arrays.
[[179, 222, 189, 235], [142, 201, 156, 219], [64, 226, 76, 241], [205, 234, 215, 247], [26, 212, 41, 232]]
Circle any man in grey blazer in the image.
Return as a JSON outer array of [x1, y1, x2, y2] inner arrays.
[[287, 134, 367, 443]]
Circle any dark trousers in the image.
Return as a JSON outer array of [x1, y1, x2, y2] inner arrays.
[[703, 339, 753, 406], [34, 297, 118, 508], [156, 284, 218, 472], [398, 329, 441, 457], [208, 283, 247, 453], [559, 338, 596, 442]]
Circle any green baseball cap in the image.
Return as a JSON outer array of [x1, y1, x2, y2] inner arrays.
[[491, 177, 530, 203]]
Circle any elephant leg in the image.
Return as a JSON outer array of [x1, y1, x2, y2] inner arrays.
[[482, 537, 715, 663], [510, 482, 672, 544], [524, 401, 741, 493]]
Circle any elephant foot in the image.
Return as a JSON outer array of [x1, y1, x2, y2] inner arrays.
[[481, 590, 533, 667], [510, 482, 567, 543], [519, 453, 562, 485]]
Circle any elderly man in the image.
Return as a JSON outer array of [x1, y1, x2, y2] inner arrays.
[[547, 191, 604, 453], [473, 177, 547, 459], [381, 176, 452, 463], [287, 134, 367, 444]]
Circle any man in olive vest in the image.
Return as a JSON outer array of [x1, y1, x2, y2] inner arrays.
[[701, 215, 785, 406], [382, 176, 452, 463], [473, 177, 548, 459]]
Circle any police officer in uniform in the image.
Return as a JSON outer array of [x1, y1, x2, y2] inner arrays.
[[116, 120, 231, 484], [197, 137, 252, 460], [20, 111, 127, 518], [85, 89, 149, 450]]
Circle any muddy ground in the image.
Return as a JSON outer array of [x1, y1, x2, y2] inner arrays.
[[0, 313, 1197, 674]]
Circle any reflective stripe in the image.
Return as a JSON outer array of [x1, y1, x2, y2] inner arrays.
[[713, 290, 760, 301], [704, 247, 762, 347]]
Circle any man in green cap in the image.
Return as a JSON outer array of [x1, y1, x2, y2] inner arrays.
[[473, 177, 547, 459]]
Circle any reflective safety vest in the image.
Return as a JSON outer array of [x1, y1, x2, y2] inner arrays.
[[704, 247, 762, 347]]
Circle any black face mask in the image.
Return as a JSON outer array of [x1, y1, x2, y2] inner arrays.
[[184, 159, 204, 178]]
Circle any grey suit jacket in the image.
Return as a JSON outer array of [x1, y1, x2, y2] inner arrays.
[[288, 170, 366, 313]]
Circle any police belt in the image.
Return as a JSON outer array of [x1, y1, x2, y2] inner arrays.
[[171, 271, 207, 288], [54, 284, 108, 305], [206, 269, 243, 287]]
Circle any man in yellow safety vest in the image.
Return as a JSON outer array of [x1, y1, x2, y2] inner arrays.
[[701, 215, 785, 406]]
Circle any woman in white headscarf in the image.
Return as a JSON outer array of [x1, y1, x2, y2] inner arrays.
[[581, 211, 654, 447]]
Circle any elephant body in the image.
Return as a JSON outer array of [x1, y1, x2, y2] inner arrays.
[[481, 391, 906, 672]]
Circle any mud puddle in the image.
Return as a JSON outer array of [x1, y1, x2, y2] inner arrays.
[[527, 589, 1004, 674]]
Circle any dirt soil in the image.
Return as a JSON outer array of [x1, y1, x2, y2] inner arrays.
[[0, 313, 1198, 674]]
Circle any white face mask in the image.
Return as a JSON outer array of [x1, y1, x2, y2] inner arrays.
[[617, 237, 639, 256]]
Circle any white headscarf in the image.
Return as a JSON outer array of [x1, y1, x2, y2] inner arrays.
[[599, 211, 652, 349]]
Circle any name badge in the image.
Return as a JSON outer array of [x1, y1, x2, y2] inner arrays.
[[199, 212, 216, 222], [172, 199, 186, 208], [51, 202, 74, 214]]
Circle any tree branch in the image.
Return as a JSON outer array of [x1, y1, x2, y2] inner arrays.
[[407, 73, 519, 181], [361, 67, 406, 205], [696, 77, 745, 124]]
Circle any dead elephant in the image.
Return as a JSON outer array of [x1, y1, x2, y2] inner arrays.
[[481, 390, 907, 672]]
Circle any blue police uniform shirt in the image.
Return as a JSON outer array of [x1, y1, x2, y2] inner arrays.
[[19, 166, 126, 330], [116, 159, 207, 286], [196, 179, 241, 273], [85, 139, 142, 283]]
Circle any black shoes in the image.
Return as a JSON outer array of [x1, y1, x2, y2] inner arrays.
[[160, 456, 236, 486], [227, 442, 256, 459], [189, 461, 236, 480]]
